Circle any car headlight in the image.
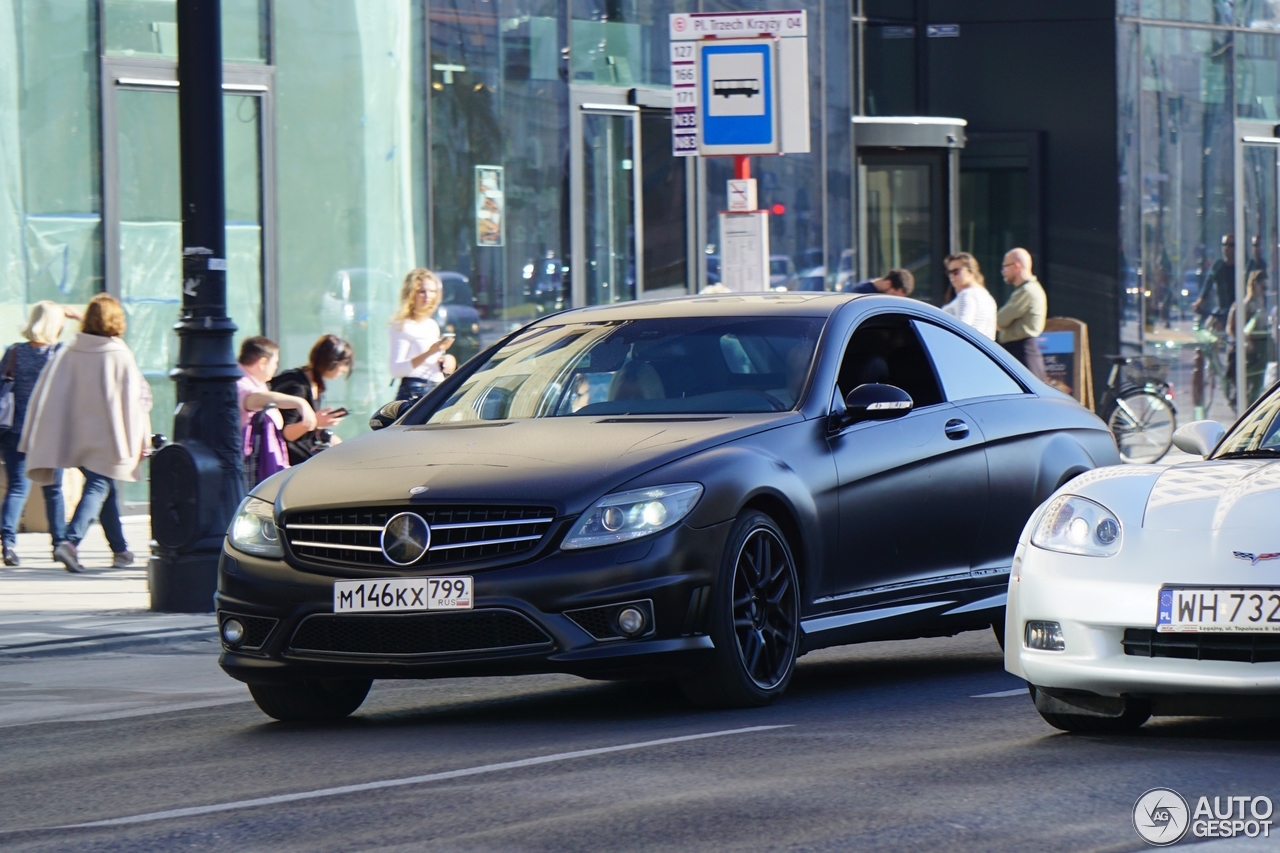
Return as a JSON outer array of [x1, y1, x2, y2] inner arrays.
[[561, 483, 703, 550], [228, 496, 283, 558], [1030, 494, 1122, 557]]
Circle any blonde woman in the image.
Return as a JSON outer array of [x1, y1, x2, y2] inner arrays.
[[942, 252, 998, 340], [0, 301, 80, 566], [389, 268, 455, 402], [22, 294, 152, 572]]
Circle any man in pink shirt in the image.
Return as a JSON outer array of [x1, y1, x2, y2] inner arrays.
[[237, 336, 315, 448]]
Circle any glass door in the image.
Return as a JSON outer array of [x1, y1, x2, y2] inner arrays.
[[858, 151, 946, 303], [1235, 139, 1280, 412], [579, 108, 640, 306]]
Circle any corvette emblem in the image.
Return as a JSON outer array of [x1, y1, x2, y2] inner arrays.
[[1233, 551, 1280, 565]]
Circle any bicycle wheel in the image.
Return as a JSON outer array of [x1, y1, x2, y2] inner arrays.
[[1107, 391, 1175, 464]]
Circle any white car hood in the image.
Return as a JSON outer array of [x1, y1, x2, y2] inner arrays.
[[1143, 459, 1280, 530]]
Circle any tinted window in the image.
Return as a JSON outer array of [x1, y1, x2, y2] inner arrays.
[[838, 314, 944, 408], [914, 321, 1023, 402], [1214, 390, 1280, 456], [410, 316, 824, 422]]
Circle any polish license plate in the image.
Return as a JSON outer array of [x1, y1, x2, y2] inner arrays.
[[333, 577, 473, 613], [1157, 587, 1280, 632]]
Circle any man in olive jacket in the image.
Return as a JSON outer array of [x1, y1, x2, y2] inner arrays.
[[996, 247, 1048, 381]]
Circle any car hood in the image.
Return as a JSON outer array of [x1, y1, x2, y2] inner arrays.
[[275, 413, 799, 516], [1142, 459, 1280, 530]]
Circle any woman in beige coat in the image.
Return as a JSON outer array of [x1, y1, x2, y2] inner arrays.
[[21, 294, 152, 572]]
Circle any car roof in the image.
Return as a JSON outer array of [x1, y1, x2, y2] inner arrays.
[[535, 292, 862, 322]]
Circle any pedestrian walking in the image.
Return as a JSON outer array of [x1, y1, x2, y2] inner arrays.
[[995, 248, 1048, 380], [941, 253, 998, 340], [269, 335, 353, 465], [0, 302, 79, 566], [21, 294, 152, 573], [389, 268, 455, 402], [841, 268, 915, 297], [236, 336, 316, 487]]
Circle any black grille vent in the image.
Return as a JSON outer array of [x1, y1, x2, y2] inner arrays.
[[284, 505, 555, 569], [1122, 628, 1280, 663], [288, 610, 552, 657]]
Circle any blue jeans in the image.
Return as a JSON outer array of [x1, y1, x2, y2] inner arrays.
[[0, 432, 65, 549], [67, 468, 127, 553]]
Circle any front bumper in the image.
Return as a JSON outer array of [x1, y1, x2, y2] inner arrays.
[[1006, 539, 1280, 698], [216, 519, 731, 684]]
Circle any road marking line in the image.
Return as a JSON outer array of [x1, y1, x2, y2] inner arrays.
[[972, 688, 1027, 698], [0, 696, 252, 729], [56, 724, 791, 829]]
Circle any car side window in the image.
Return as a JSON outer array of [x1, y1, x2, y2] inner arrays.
[[837, 314, 944, 408], [913, 321, 1024, 402]]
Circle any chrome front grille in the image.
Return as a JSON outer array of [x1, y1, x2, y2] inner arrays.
[[284, 505, 556, 569]]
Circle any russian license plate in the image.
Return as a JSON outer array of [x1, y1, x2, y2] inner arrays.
[[1157, 587, 1280, 632], [333, 577, 473, 613]]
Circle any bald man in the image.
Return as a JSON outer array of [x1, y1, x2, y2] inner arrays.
[[996, 248, 1048, 381]]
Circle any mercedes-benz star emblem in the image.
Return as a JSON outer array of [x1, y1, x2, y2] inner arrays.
[[381, 512, 431, 566]]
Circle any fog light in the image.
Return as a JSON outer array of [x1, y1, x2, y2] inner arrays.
[[221, 618, 246, 646], [1024, 620, 1065, 651], [616, 607, 646, 636]]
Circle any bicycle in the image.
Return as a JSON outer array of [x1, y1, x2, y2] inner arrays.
[[1098, 355, 1177, 464], [1189, 326, 1235, 420]]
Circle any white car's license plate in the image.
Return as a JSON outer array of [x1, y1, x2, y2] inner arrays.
[[1157, 587, 1280, 632], [333, 577, 473, 613]]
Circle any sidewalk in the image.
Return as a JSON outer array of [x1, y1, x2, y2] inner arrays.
[[0, 515, 216, 657]]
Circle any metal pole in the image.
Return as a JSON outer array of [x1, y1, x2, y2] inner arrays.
[[149, 0, 244, 612]]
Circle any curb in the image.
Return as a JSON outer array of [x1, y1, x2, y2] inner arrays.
[[0, 627, 219, 659]]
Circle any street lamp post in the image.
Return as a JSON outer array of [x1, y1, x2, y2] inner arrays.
[[148, 0, 244, 612]]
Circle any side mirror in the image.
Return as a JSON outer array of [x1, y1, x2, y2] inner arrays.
[[832, 383, 913, 430], [1171, 420, 1225, 457], [369, 400, 409, 431]]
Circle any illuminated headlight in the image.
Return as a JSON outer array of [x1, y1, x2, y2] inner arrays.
[[228, 496, 283, 558], [1030, 495, 1122, 557], [561, 483, 703, 550]]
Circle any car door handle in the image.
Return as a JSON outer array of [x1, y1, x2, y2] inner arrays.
[[944, 419, 969, 440]]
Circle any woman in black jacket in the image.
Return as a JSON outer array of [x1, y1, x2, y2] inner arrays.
[[268, 335, 354, 466]]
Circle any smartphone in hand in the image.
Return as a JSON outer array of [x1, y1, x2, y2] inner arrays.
[[327, 407, 349, 418]]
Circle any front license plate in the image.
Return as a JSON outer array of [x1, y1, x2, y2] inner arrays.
[[1157, 587, 1280, 632], [333, 577, 473, 613]]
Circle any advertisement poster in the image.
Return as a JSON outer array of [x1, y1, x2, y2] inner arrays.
[[1036, 330, 1076, 397], [475, 166, 504, 247]]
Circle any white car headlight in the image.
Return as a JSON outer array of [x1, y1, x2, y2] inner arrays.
[[1031, 494, 1122, 557], [561, 483, 703, 550], [228, 496, 283, 558]]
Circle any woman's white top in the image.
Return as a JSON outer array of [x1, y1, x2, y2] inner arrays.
[[942, 286, 999, 340], [389, 317, 445, 383]]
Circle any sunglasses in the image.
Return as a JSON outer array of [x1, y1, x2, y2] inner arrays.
[[946, 267, 965, 277]]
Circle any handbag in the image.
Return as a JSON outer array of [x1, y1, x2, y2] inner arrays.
[[0, 346, 18, 432]]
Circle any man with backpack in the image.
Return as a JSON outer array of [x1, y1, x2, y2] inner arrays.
[[237, 337, 315, 487]]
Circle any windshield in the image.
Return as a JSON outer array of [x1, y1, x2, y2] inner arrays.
[[1213, 388, 1280, 456], [407, 316, 824, 423]]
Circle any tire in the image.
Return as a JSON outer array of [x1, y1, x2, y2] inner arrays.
[[248, 679, 372, 722], [1028, 685, 1150, 733], [1107, 391, 1175, 464], [680, 511, 801, 709]]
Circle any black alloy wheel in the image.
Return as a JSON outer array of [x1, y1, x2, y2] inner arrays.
[[248, 678, 372, 722], [681, 511, 800, 708]]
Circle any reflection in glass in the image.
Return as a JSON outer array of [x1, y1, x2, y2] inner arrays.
[[1237, 146, 1278, 408], [583, 112, 637, 305], [640, 111, 687, 296], [104, 0, 269, 62], [864, 163, 932, 299]]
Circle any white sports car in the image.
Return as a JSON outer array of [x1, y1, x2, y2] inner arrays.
[[1006, 390, 1280, 732]]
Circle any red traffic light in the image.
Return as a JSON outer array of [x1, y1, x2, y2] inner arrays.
[[771, 203, 786, 215]]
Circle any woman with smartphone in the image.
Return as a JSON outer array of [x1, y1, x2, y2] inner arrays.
[[388, 268, 455, 402], [269, 334, 354, 465]]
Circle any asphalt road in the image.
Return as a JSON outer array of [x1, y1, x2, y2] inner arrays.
[[2, 630, 1279, 852]]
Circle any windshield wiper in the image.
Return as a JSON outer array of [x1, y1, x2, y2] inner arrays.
[[1215, 448, 1280, 459]]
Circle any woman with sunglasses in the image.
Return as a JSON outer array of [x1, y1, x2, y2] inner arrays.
[[941, 252, 998, 340], [268, 335, 354, 465]]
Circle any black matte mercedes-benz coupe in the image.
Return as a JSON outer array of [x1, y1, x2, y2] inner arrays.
[[217, 293, 1119, 720]]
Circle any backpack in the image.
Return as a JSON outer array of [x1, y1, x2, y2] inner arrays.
[[243, 407, 290, 490]]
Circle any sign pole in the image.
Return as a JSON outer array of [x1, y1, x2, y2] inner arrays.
[[734, 155, 751, 182]]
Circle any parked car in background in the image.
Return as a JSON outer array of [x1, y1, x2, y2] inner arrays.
[[435, 272, 482, 366], [769, 255, 799, 291]]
